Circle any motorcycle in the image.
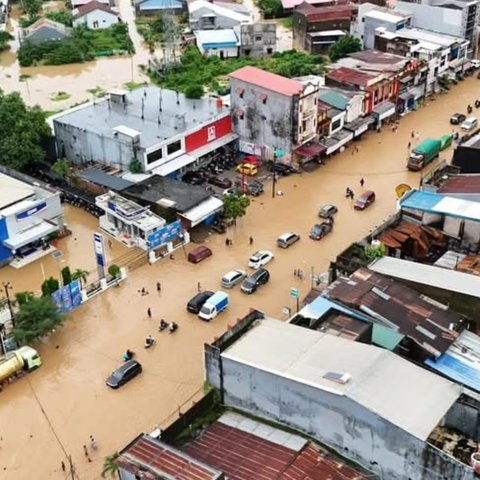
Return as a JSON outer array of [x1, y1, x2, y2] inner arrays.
[[475, 100, 480, 109], [159, 320, 168, 332]]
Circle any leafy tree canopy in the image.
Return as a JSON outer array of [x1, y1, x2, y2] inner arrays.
[[256, 0, 282, 18], [222, 192, 250, 221], [329, 34, 362, 62], [41, 277, 59, 297], [0, 89, 50, 172], [0, 31, 13, 51], [12, 296, 64, 343]]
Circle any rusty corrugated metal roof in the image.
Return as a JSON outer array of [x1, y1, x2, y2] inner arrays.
[[325, 268, 461, 358]]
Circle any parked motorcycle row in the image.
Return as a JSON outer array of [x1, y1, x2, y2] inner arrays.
[[61, 192, 103, 218], [182, 153, 237, 187]]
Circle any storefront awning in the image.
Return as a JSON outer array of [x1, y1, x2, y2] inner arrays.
[[152, 153, 195, 177], [410, 86, 425, 100], [295, 142, 326, 158], [320, 130, 354, 156], [343, 116, 374, 137], [372, 102, 396, 121], [180, 196, 224, 227], [398, 92, 414, 101], [4, 221, 58, 250], [189, 133, 238, 160]]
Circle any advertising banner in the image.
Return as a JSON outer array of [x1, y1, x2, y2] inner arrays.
[[147, 220, 182, 250]]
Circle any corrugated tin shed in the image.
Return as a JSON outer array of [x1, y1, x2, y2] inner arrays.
[[437, 174, 480, 194], [78, 169, 134, 191], [425, 330, 480, 393], [325, 267, 462, 358], [183, 412, 370, 479], [326, 67, 377, 87]]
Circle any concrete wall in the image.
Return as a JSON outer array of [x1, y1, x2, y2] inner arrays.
[[54, 121, 139, 168], [214, 357, 474, 480], [73, 10, 119, 29], [364, 17, 400, 49], [231, 78, 296, 153], [240, 23, 276, 57], [346, 95, 364, 123], [190, 6, 244, 30], [201, 45, 238, 58]]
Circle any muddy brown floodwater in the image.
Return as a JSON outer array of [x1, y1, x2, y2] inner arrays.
[[0, 0, 150, 111], [0, 78, 479, 480]]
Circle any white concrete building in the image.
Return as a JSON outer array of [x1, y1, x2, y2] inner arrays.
[[0, 172, 64, 268], [194, 29, 240, 58], [72, 1, 120, 29]]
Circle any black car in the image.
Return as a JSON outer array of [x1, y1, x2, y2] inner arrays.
[[106, 360, 142, 389], [187, 291, 214, 313], [450, 113, 466, 125], [270, 163, 300, 176], [241, 268, 270, 294], [208, 176, 232, 189], [183, 171, 205, 185], [309, 221, 333, 240]]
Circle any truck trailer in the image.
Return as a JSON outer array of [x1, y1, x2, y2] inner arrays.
[[198, 291, 229, 321], [407, 138, 442, 171], [0, 346, 42, 384]]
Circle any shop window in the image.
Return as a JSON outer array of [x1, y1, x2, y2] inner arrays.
[[147, 148, 163, 164], [331, 118, 342, 131], [167, 140, 182, 156]]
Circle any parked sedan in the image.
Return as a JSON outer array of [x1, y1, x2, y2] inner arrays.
[[187, 291, 214, 313], [318, 204, 338, 219], [309, 221, 333, 240], [208, 176, 232, 189], [106, 360, 142, 389], [236, 163, 258, 176], [450, 113, 466, 125], [248, 250, 274, 269]]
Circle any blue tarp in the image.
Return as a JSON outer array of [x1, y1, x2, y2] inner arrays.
[[425, 354, 480, 393], [399, 190, 443, 212]]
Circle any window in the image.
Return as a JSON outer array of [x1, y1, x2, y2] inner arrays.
[[331, 119, 342, 131], [267, 48, 273, 54], [147, 148, 163, 164], [255, 35, 262, 42], [167, 140, 181, 155], [244, 49, 251, 56], [236, 87, 245, 98]]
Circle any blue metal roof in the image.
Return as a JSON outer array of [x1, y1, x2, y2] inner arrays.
[[138, 0, 182, 9], [304, 296, 368, 320], [400, 190, 442, 212], [203, 42, 238, 49], [425, 353, 480, 393]]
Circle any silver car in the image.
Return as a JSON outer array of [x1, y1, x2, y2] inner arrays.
[[276, 232, 300, 249], [221, 269, 246, 288]]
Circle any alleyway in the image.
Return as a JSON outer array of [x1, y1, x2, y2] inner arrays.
[[0, 78, 478, 479]]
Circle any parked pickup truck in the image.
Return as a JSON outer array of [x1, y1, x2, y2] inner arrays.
[[198, 291, 228, 321], [0, 346, 42, 384], [407, 138, 442, 171]]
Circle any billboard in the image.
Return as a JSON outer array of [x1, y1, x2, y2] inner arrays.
[[51, 279, 83, 313], [93, 233, 106, 267], [147, 220, 183, 249]]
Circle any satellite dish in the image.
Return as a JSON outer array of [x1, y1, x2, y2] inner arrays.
[[395, 183, 412, 199]]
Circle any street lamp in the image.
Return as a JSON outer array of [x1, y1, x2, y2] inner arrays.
[[2, 282, 14, 327], [271, 149, 277, 199]]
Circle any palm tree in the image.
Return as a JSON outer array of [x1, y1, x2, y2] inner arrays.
[[102, 452, 120, 479], [72, 268, 90, 288]]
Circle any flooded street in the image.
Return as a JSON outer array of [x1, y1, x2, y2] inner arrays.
[[0, 1, 150, 111], [0, 78, 478, 479]]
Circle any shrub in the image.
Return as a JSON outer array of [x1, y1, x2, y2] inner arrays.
[[41, 277, 60, 297]]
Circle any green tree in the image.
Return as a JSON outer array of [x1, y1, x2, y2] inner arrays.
[[129, 159, 143, 173], [256, 0, 282, 17], [72, 268, 90, 288], [61, 266, 72, 286], [41, 277, 59, 297], [185, 84, 204, 99], [222, 192, 250, 221], [101, 452, 120, 479], [21, 0, 43, 18], [363, 242, 386, 261], [0, 89, 51, 172], [52, 158, 71, 177], [12, 296, 64, 343], [45, 10, 73, 27], [0, 31, 13, 52], [329, 34, 362, 62], [15, 291, 35, 306], [108, 264, 121, 279]]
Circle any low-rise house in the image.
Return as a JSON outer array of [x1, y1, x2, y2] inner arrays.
[[205, 315, 480, 480], [230, 66, 319, 159], [71, 0, 110, 9], [293, 3, 357, 54], [72, 0, 120, 29], [189, 0, 252, 30], [351, 3, 412, 49], [194, 29, 240, 58], [282, 0, 345, 15], [134, 0, 184, 16], [22, 18, 72, 45], [239, 23, 276, 57]]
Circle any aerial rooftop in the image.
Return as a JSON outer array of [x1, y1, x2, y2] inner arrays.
[[0, 173, 35, 210], [222, 318, 462, 441], [52, 86, 230, 149]]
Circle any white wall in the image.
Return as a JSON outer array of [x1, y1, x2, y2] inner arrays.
[[73, 10, 119, 29], [346, 95, 364, 123], [201, 46, 238, 58]]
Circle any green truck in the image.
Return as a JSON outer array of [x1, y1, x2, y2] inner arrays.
[[407, 138, 442, 171]]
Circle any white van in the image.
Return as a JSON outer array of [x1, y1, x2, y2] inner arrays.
[[461, 117, 478, 131]]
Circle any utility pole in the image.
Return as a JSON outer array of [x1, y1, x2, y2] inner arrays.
[[271, 149, 277, 199], [2, 282, 14, 327], [68, 455, 79, 480]]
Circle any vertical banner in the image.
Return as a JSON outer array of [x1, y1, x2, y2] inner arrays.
[[70, 279, 82, 308], [93, 233, 106, 279]]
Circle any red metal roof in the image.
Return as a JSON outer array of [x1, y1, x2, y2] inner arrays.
[[119, 436, 222, 480], [74, 0, 117, 18], [229, 66, 303, 97], [327, 67, 377, 88], [183, 420, 369, 480], [296, 4, 356, 22], [437, 175, 480, 194]]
